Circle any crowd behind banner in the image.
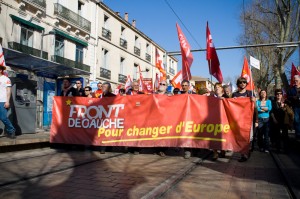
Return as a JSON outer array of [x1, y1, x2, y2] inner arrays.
[[55, 74, 300, 162]]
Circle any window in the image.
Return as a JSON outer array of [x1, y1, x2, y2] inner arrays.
[[76, 44, 84, 63], [102, 48, 108, 69], [120, 57, 125, 75], [146, 43, 150, 53], [104, 15, 109, 29], [121, 26, 125, 39], [78, 1, 83, 15], [135, 36, 139, 47], [20, 25, 34, 47], [133, 63, 138, 80], [54, 35, 64, 57]]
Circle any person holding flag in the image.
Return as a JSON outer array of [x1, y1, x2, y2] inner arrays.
[[0, 44, 16, 139]]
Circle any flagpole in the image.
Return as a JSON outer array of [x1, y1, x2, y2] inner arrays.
[[209, 60, 213, 91], [249, 63, 254, 97]]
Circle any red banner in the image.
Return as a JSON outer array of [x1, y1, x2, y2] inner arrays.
[[50, 95, 254, 153]]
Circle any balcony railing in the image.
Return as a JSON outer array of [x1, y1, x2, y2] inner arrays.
[[8, 41, 48, 59], [134, 46, 140, 56], [145, 53, 151, 62], [118, 74, 126, 83], [169, 68, 175, 75], [100, 67, 111, 79], [23, 0, 46, 9], [54, 3, 91, 33], [51, 55, 90, 72], [120, 38, 127, 49], [102, 27, 111, 41]]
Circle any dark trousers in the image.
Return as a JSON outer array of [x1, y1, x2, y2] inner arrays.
[[258, 118, 270, 150]]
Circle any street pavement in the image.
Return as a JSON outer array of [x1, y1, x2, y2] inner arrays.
[[0, 131, 299, 199]]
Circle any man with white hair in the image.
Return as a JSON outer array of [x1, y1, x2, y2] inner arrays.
[[0, 65, 15, 139], [288, 74, 300, 139]]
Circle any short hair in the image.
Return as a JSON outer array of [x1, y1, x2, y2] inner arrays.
[[181, 79, 190, 85], [85, 86, 92, 91], [236, 77, 248, 85], [173, 88, 180, 93], [62, 78, 70, 83], [97, 82, 102, 85], [274, 88, 282, 95], [119, 88, 125, 94]]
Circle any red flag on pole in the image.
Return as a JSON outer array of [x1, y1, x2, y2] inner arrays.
[[138, 65, 150, 94], [206, 22, 223, 83], [154, 73, 160, 92], [155, 48, 167, 80], [125, 75, 132, 93], [176, 23, 193, 81], [241, 56, 255, 90], [290, 63, 300, 87], [170, 70, 182, 89]]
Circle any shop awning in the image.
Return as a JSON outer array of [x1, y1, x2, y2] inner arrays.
[[53, 29, 88, 47], [3, 47, 90, 79], [10, 14, 44, 31]]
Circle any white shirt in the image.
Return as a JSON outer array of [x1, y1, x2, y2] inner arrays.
[[0, 75, 11, 102]]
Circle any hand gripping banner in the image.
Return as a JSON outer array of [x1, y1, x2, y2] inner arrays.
[[50, 95, 254, 153]]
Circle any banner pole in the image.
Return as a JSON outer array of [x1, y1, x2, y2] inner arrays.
[[209, 59, 213, 91]]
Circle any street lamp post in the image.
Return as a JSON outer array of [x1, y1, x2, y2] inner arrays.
[[40, 30, 55, 58]]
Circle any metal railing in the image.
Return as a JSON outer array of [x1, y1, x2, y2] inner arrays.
[[134, 46, 140, 56], [169, 68, 175, 75], [102, 27, 111, 40], [118, 74, 126, 83], [54, 3, 91, 33], [100, 67, 111, 79], [51, 55, 90, 72], [120, 38, 127, 49], [145, 53, 151, 62], [8, 41, 48, 59], [23, 0, 46, 9]]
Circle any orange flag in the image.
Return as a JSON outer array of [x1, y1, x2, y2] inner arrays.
[[170, 70, 182, 89], [155, 48, 167, 80], [241, 56, 255, 90]]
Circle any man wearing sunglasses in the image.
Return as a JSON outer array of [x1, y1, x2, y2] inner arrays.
[[75, 80, 84, 96], [84, 86, 93, 98], [232, 77, 256, 162]]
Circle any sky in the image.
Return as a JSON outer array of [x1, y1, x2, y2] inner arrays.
[[103, 0, 299, 83]]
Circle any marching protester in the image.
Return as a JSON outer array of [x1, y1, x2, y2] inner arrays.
[[173, 88, 180, 95], [75, 80, 85, 96], [118, 88, 126, 96], [84, 86, 93, 98], [93, 82, 103, 98], [0, 65, 16, 139], [256, 89, 272, 153], [126, 80, 144, 155], [209, 83, 227, 160], [126, 80, 144, 95], [270, 89, 293, 153], [232, 77, 256, 162], [179, 80, 196, 159], [153, 80, 172, 157], [60, 78, 78, 97], [98, 82, 116, 154], [223, 84, 233, 98], [287, 75, 300, 140]]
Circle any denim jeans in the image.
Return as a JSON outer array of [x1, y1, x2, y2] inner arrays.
[[258, 117, 270, 150], [0, 102, 15, 135], [294, 107, 300, 138]]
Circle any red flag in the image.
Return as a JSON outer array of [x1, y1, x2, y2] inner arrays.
[[206, 22, 223, 83], [241, 56, 255, 90], [176, 23, 193, 81], [154, 73, 160, 91], [125, 75, 132, 92], [170, 70, 182, 89], [155, 48, 167, 80], [0, 44, 7, 75], [138, 65, 150, 94], [290, 63, 300, 87]]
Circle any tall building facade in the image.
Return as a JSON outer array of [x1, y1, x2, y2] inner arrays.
[[0, 0, 178, 132]]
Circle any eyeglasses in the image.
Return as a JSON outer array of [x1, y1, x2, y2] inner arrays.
[[276, 93, 282, 95], [133, 84, 139, 86], [238, 81, 247, 84], [182, 84, 189, 87], [76, 82, 81, 84], [85, 90, 90, 92], [160, 83, 166, 86]]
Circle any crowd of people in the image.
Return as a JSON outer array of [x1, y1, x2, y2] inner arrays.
[[2, 72, 299, 163]]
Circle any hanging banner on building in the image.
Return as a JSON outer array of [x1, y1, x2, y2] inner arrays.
[[50, 95, 254, 153]]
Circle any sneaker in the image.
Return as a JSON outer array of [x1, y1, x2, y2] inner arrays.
[[6, 131, 16, 139], [264, 150, 269, 153], [158, 151, 166, 157], [133, 151, 139, 155], [184, 151, 191, 159]]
